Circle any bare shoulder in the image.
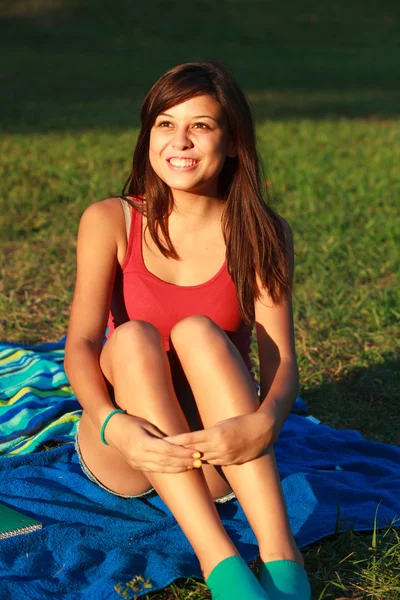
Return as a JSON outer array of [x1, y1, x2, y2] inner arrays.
[[84, 197, 125, 221], [65, 198, 127, 351], [81, 197, 127, 252]]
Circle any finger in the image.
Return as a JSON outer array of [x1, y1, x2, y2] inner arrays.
[[161, 440, 212, 462], [148, 437, 199, 458], [139, 451, 198, 469], [162, 436, 215, 454], [163, 430, 210, 446], [165, 440, 214, 459], [198, 452, 233, 466], [140, 464, 193, 474], [143, 423, 169, 438], [136, 455, 203, 472]]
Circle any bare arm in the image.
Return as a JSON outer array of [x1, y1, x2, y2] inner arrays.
[[63, 200, 199, 473], [255, 217, 299, 434], [64, 341, 117, 432], [64, 200, 119, 432]]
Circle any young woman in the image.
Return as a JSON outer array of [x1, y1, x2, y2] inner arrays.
[[64, 61, 311, 600]]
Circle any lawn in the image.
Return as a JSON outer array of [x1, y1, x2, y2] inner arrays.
[[0, 1, 399, 598]]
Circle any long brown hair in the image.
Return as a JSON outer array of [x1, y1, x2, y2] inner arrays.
[[120, 61, 291, 325]]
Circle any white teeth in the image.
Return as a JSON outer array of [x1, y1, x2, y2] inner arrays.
[[169, 158, 197, 167]]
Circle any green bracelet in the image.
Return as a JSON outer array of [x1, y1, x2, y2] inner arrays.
[[100, 409, 125, 445]]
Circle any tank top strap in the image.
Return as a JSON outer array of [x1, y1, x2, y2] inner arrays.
[[130, 197, 146, 269], [119, 197, 131, 240], [118, 197, 144, 272]]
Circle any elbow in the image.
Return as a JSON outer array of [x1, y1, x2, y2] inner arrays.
[[63, 338, 73, 375], [282, 356, 300, 397], [63, 339, 81, 378], [63, 337, 100, 376]]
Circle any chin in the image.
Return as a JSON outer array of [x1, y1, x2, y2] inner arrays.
[[154, 167, 219, 196], [161, 176, 206, 193]]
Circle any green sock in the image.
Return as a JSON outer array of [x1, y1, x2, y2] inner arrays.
[[259, 560, 311, 600], [206, 555, 270, 599]]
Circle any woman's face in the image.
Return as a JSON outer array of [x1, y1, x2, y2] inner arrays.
[[149, 94, 235, 198]]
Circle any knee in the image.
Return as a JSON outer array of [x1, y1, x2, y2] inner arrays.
[[170, 315, 224, 351], [112, 320, 164, 355]]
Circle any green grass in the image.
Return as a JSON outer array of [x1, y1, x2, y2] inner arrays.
[[114, 515, 400, 599], [1, 1, 399, 598]]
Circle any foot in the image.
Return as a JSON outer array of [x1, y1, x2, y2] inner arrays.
[[206, 555, 270, 599], [258, 559, 311, 600]]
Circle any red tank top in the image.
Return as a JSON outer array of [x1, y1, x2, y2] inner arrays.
[[106, 199, 254, 380]]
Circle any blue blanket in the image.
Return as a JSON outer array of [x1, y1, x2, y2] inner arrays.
[[0, 338, 399, 599]]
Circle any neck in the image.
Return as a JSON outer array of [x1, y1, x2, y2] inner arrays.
[[170, 190, 225, 225]]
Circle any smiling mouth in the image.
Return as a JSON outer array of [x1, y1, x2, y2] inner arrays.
[[167, 158, 200, 168]]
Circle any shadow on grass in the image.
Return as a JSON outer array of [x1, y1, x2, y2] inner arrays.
[[301, 354, 400, 446], [1, 0, 400, 133]]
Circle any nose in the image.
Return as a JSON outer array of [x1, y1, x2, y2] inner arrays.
[[172, 127, 194, 151]]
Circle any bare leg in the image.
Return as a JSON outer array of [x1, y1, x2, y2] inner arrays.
[[78, 320, 239, 578], [170, 315, 304, 567]]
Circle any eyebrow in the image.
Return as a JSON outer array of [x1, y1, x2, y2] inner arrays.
[[158, 113, 220, 123]]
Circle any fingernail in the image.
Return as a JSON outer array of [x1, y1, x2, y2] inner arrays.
[[193, 459, 202, 468], [192, 452, 201, 459]]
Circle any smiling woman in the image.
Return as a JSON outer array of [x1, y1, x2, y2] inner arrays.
[[64, 61, 311, 600], [122, 61, 291, 325]]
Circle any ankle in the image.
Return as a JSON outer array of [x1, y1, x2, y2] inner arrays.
[[259, 546, 304, 569], [258, 558, 311, 600], [206, 556, 268, 599], [200, 550, 240, 580]]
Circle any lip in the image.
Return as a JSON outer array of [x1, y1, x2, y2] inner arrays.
[[166, 158, 200, 172]]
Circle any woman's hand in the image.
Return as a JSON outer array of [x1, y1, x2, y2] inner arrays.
[[104, 412, 198, 474], [164, 411, 278, 467]]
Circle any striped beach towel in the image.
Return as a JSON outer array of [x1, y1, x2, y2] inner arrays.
[[0, 337, 81, 456]]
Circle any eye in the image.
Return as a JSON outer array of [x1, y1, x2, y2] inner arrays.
[[157, 120, 173, 127], [193, 122, 210, 129]]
